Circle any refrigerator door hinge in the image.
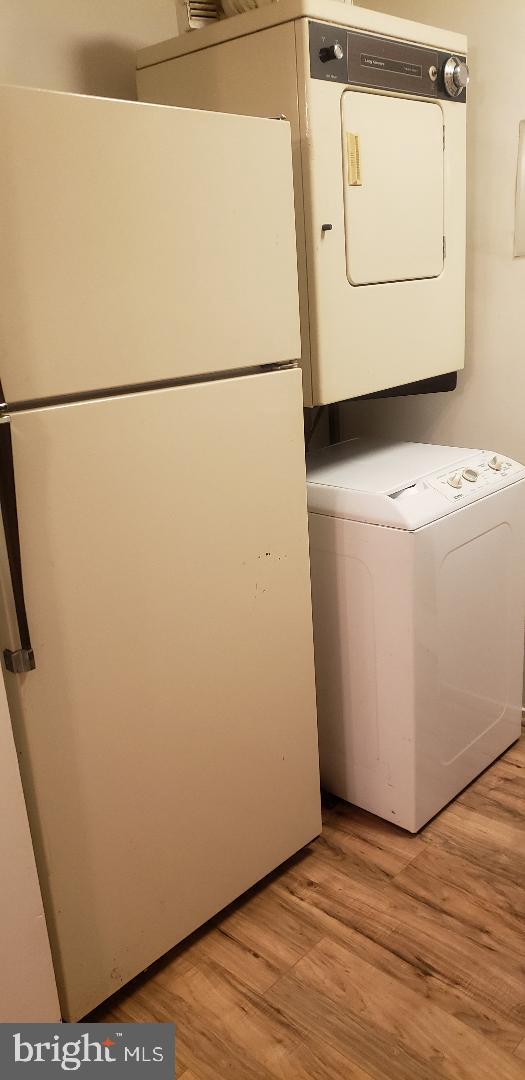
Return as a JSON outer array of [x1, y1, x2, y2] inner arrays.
[[4, 647, 36, 674]]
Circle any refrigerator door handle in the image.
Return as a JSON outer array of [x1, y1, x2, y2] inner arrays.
[[0, 410, 36, 673]]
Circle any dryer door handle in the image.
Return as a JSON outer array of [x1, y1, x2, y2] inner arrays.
[[346, 132, 362, 186]]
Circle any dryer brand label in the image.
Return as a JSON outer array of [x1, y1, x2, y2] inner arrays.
[[361, 54, 422, 79], [0, 1025, 174, 1077]]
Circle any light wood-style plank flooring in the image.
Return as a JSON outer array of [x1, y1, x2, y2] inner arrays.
[[91, 736, 525, 1078]]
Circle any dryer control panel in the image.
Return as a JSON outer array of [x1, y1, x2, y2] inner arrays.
[[309, 23, 468, 102]]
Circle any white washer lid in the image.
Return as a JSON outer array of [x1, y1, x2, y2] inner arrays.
[[307, 438, 476, 494], [305, 438, 518, 529]]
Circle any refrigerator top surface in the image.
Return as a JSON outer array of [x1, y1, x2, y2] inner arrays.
[[0, 85, 300, 404]]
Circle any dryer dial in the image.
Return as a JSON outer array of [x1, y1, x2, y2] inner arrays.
[[443, 56, 469, 97], [319, 42, 344, 63]]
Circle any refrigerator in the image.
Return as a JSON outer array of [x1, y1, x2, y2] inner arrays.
[[0, 85, 321, 1020], [0, 667, 59, 1021]]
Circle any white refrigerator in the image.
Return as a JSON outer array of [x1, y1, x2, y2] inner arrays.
[[0, 85, 321, 1020]]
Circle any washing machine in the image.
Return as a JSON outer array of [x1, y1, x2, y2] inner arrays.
[[137, 0, 468, 406], [307, 439, 525, 831]]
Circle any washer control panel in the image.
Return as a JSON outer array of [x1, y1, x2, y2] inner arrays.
[[309, 23, 468, 102], [430, 453, 522, 504], [386, 450, 525, 530]]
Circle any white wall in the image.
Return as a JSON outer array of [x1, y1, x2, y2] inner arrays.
[[347, 0, 525, 468], [0, 0, 177, 99]]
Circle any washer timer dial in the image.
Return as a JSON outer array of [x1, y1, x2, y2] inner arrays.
[[447, 472, 463, 489], [488, 455, 503, 471]]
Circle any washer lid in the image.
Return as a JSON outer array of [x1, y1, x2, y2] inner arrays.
[[306, 439, 525, 529]]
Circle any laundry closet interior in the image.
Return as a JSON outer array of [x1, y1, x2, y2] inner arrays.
[[1, 2, 525, 1077]]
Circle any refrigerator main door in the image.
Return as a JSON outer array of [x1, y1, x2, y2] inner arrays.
[[0, 676, 59, 1021], [0, 85, 300, 404], [1, 367, 320, 1020]]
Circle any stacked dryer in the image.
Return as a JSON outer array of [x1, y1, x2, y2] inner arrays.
[[137, 0, 468, 405]]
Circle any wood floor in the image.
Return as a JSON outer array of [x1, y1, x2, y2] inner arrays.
[[91, 736, 525, 1079]]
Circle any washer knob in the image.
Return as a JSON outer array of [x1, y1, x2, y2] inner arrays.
[[443, 56, 469, 97], [447, 472, 463, 489], [462, 468, 478, 483], [488, 455, 503, 471], [319, 42, 344, 63]]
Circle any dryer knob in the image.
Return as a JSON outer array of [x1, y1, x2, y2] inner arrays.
[[453, 61, 470, 90], [319, 42, 344, 63], [443, 56, 469, 97]]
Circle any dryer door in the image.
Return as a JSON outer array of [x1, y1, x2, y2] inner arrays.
[[342, 91, 445, 286]]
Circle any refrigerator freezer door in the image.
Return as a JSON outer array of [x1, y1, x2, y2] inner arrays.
[[0, 85, 300, 404], [1, 367, 320, 1020]]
